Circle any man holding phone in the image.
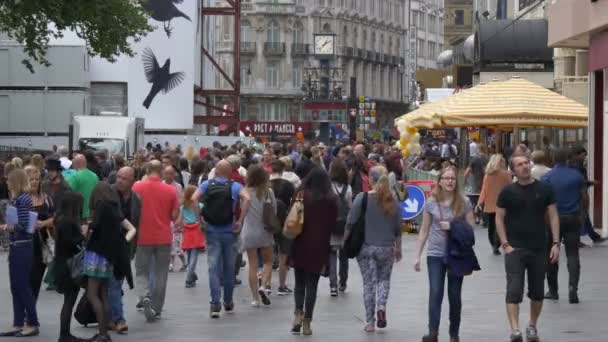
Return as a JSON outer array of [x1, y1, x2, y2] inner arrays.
[[495, 154, 560, 342]]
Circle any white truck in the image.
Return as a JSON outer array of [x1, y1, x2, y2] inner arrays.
[[73, 115, 145, 158]]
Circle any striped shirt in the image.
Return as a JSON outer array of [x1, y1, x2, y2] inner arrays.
[[10, 192, 33, 242]]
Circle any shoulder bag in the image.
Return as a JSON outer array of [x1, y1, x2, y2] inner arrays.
[[282, 192, 304, 239], [263, 189, 281, 234]]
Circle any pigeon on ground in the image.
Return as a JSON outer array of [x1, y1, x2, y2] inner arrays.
[[143, 0, 191, 37], [141, 47, 185, 109]]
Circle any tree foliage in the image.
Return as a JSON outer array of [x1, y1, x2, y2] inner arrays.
[[0, 0, 153, 72]]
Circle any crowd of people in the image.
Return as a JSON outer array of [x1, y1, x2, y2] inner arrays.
[[0, 136, 603, 342]]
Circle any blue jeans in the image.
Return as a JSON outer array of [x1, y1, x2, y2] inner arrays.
[[9, 242, 39, 327], [207, 231, 238, 305], [427, 256, 463, 337], [185, 249, 199, 283], [108, 277, 125, 324]]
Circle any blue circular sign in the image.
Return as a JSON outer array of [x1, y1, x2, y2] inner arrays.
[[400, 184, 426, 220]]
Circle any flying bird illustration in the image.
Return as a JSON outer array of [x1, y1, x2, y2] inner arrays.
[[143, 0, 191, 37], [141, 47, 185, 109]]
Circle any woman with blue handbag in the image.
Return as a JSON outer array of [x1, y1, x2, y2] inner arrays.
[[414, 166, 476, 342], [0, 169, 39, 337]]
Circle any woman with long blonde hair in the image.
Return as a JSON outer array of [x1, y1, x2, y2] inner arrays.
[[477, 154, 512, 255], [347, 166, 402, 332], [414, 166, 475, 342]]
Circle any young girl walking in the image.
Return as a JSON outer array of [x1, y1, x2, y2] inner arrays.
[[179, 185, 205, 288]]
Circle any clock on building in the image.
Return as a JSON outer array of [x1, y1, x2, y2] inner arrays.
[[314, 34, 335, 56]]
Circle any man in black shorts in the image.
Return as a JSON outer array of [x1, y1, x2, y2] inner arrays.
[[269, 160, 296, 295], [495, 154, 560, 342]]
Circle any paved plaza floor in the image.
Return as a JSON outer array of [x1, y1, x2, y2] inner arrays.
[[1, 230, 607, 341]]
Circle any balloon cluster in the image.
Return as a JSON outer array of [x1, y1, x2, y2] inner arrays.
[[395, 118, 422, 158]]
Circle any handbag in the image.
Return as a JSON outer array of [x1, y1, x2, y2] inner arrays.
[[41, 229, 55, 265], [282, 192, 304, 239], [343, 193, 368, 259], [66, 246, 85, 284], [263, 190, 281, 234]]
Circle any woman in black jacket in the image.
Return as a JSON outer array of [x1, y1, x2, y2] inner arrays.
[[54, 192, 88, 342], [84, 183, 136, 342]]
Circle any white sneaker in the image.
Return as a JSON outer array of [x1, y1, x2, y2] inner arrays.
[[251, 300, 260, 308]]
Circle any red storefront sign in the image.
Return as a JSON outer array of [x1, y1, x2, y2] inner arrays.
[[239, 121, 312, 137]]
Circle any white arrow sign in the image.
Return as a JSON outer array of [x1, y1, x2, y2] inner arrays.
[[404, 198, 419, 213]]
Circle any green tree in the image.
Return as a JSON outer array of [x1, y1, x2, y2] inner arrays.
[[0, 0, 153, 72]]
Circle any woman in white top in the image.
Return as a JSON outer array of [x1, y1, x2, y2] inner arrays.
[[328, 160, 352, 296]]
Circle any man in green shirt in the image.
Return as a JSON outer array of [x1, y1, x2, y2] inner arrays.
[[66, 154, 99, 220]]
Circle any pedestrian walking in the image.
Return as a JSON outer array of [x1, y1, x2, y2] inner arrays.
[[164, 165, 186, 272], [350, 166, 402, 332], [191, 160, 248, 319], [530, 151, 551, 181], [269, 160, 296, 296], [414, 166, 475, 342], [132, 160, 179, 322], [289, 168, 338, 336], [495, 154, 560, 342], [85, 182, 136, 342], [66, 154, 99, 220], [179, 185, 205, 288], [328, 160, 352, 296], [477, 154, 512, 255], [0, 169, 40, 337], [53, 191, 89, 342], [108, 167, 141, 334], [541, 148, 585, 303], [240, 164, 276, 307]]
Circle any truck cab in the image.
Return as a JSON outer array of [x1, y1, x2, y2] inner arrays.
[[73, 114, 145, 157]]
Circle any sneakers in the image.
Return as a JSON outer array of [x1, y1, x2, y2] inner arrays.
[[364, 323, 375, 333], [169, 264, 174, 272], [210, 303, 221, 319], [421, 333, 438, 342], [525, 326, 539, 342], [251, 300, 260, 308], [569, 287, 580, 304], [338, 284, 347, 293], [291, 311, 303, 334], [376, 309, 387, 329], [135, 299, 144, 311], [544, 290, 559, 300], [258, 287, 271, 305], [265, 286, 272, 296], [510, 330, 523, 342], [113, 322, 128, 335], [224, 302, 234, 314], [277, 286, 293, 296], [185, 281, 196, 288], [142, 297, 156, 323], [330, 287, 338, 297]]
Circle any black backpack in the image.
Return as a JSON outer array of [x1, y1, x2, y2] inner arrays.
[[333, 184, 350, 236], [202, 180, 234, 226]]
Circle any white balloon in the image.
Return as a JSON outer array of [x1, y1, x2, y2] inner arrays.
[[397, 119, 406, 131], [411, 132, 421, 143], [400, 131, 410, 140], [406, 143, 415, 153]]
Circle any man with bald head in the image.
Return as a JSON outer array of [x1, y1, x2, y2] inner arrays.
[[108, 166, 142, 333], [192, 159, 250, 319], [66, 153, 99, 220], [133, 160, 179, 323]]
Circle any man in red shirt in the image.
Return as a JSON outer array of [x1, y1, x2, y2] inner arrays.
[[132, 160, 179, 323]]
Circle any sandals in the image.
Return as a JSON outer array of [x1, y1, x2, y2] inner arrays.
[[14, 327, 39, 337]]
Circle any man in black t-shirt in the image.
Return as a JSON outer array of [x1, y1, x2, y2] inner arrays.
[[495, 154, 560, 342]]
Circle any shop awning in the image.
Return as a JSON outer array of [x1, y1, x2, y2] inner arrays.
[[396, 78, 589, 129]]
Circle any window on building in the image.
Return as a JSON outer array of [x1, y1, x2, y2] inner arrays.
[[240, 62, 251, 88], [412, 11, 418, 27], [429, 15, 435, 33], [241, 20, 253, 42], [417, 39, 424, 58], [240, 102, 248, 120], [222, 17, 232, 40], [370, 0, 375, 15], [419, 13, 425, 28], [293, 21, 304, 44], [323, 23, 332, 33], [342, 25, 348, 47], [353, 27, 358, 49], [267, 20, 280, 43], [259, 102, 288, 121], [292, 62, 302, 88], [266, 63, 279, 88], [454, 10, 464, 25]]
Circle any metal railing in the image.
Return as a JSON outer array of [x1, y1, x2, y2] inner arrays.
[[240, 42, 257, 55], [291, 43, 309, 56], [264, 42, 286, 56]]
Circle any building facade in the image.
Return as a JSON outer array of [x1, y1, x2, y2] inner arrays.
[[213, 0, 424, 138], [547, 0, 608, 236]]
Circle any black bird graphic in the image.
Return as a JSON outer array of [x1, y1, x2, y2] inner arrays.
[[143, 0, 191, 37], [141, 47, 185, 109]]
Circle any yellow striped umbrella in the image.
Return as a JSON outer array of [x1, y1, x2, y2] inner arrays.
[[395, 78, 588, 129], [437, 78, 588, 128]]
